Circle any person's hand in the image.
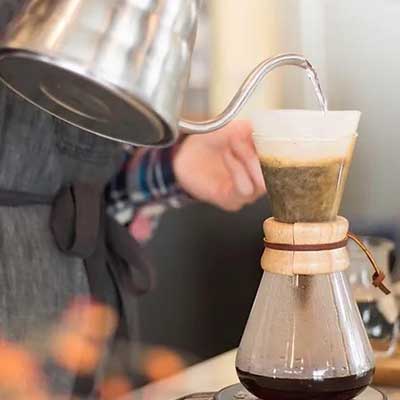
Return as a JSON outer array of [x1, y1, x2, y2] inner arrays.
[[173, 120, 266, 211]]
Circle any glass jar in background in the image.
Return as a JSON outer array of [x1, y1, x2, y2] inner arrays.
[[347, 236, 399, 358]]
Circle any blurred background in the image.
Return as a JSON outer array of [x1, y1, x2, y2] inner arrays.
[[138, 0, 400, 382]]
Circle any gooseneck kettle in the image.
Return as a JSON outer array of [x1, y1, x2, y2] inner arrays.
[[0, 0, 316, 146]]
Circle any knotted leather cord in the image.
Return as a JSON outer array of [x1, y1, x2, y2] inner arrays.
[[264, 238, 349, 252], [0, 184, 154, 396], [264, 232, 390, 295], [347, 232, 391, 295]]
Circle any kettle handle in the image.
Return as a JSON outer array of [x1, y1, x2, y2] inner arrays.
[[178, 53, 321, 134]]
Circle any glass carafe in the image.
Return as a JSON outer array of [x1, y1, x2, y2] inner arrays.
[[236, 110, 375, 400]]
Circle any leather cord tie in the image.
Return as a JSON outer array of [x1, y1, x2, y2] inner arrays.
[[264, 232, 391, 295], [264, 238, 349, 252]]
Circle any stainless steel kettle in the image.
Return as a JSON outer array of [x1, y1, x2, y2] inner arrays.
[[0, 0, 315, 146]]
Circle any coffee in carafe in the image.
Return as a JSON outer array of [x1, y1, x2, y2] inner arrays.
[[235, 110, 375, 400], [236, 369, 374, 400]]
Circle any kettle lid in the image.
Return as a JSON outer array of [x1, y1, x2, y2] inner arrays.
[[0, 51, 173, 147]]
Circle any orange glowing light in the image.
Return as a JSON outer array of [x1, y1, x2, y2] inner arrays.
[[143, 347, 185, 381], [0, 341, 48, 399], [62, 299, 118, 342], [99, 376, 133, 400], [51, 331, 102, 374]]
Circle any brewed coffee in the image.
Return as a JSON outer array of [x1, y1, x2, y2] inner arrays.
[[236, 368, 374, 400], [260, 156, 349, 223]]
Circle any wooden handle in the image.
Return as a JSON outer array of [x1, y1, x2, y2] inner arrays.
[[261, 217, 350, 275]]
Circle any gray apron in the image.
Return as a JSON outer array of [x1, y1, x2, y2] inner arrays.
[[0, 3, 152, 396], [0, 84, 152, 397]]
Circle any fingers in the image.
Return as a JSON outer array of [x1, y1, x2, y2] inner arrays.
[[217, 120, 267, 212], [223, 149, 255, 198], [174, 119, 266, 213], [230, 135, 265, 194], [228, 124, 266, 196], [225, 119, 253, 139]]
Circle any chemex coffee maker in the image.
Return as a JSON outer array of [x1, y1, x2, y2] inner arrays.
[[234, 111, 387, 400], [0, 1, 390, 400], [179, 112, 390, 400]]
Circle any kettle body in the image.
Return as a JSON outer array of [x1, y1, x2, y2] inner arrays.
[[0, 0, 201, 146], [0, 0, 315, 146]]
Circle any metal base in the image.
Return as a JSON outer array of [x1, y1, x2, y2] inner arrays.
[[179, 384, 388, 400]]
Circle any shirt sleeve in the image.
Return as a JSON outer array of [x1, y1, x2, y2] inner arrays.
[[106, 145, 192, 241]]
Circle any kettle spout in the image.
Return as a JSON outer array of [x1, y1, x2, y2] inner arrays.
[[179, 53, 327, 134]]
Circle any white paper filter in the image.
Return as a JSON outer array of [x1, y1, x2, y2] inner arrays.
[[252, 110, 361, 163]]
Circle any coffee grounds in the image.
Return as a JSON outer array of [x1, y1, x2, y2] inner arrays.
[[260, 157, 349, 223]]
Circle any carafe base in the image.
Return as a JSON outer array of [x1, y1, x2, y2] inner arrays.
[[236, 368, 374, 400]]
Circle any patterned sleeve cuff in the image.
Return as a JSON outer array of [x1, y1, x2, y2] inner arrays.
[[106, 143, 193, 227], [125, 143, 192, 208]]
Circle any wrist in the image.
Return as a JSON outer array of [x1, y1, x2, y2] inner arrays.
[[172, 136, 190, 194], [168, 137, 195, 204]]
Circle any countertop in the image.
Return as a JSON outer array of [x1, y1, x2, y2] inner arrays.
[[123, 350, 400, 400]]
